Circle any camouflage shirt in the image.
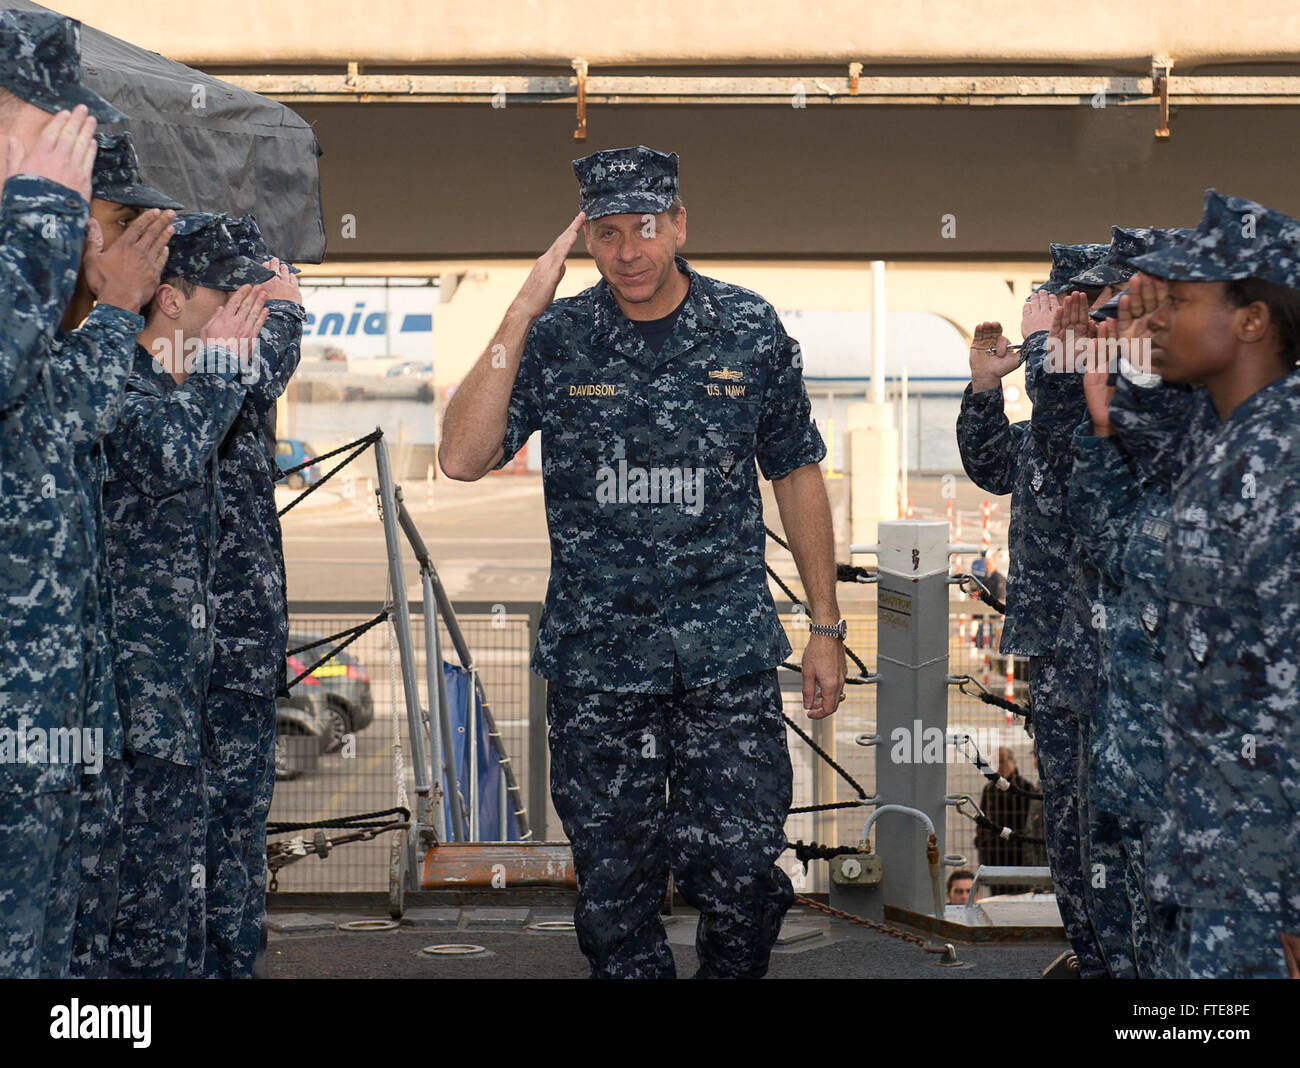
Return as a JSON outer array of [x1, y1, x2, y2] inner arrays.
[[104, 344, 249, 765], [1152, 371, 1300, 929], [209, 300, 303, 697], [495, 256, 825, 693], [0, 175, 91, 794], [47, 304, 147, 760], [956, 332, 1076, 658]]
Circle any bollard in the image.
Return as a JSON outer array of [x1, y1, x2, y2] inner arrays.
[[874, 520, 950, 919]]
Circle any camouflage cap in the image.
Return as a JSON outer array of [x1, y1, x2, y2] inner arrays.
[[1088, 229, 1197, 320], [1089, 290, 1123, 322], [225, 211, 301, 274], [1126, 190, 1300, 288], [163, 211, 275, 291], [1039, 242, 1109, 294], [0, 11, 126, 124], [91, 131, 183, 210], [572, 145, 678, 221], [1070, 226, 1155, 287]]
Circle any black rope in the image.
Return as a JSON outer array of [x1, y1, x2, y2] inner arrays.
[[789, 800, 869, 814], [970, 813, 1044, 846], [974, 689, 1033, 722], [267, 806, 410, 834], [959, 573, 1007, 615], [786, 839, 864, 873], [837, 563, 877, 583], [953, 732, 1044, 801], [277, 430, 383, 518], [284, 609, 390, 691], [764, 560, 873, 679], [782, 713, 868, 799], [275, 430, 382, 480], [779, 660, 875, 685]]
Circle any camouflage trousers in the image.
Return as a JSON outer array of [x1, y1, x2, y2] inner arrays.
[[1173, 907, 1290, 979], [547, 667, 794, 979], [107, 753, 206, 978], [0, 787, 79, 978], [202, 687, 277, 978], [69, 755, 125, 978], [1078, 713, 1146, 979], [1027, 657, 1106, 978]]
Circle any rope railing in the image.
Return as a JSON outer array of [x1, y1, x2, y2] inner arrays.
[[283, 609, 391, 692], [276, 429, 383, 517]]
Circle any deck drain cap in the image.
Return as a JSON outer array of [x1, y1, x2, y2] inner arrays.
[[338, 919, 399, 932], [422, 943, 487, 956]]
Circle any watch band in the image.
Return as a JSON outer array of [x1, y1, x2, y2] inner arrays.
[[808, 617, 847, 640]]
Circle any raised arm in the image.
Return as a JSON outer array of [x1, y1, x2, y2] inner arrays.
[[439, 212, 584, 481], [0, 106, 98, 409], [47, 208, 173, 443]]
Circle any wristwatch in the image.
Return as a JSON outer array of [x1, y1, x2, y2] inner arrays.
[[808, 618, 847, 640]]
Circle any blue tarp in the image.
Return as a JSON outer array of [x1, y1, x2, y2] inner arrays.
[[440, 663, 520, 842]]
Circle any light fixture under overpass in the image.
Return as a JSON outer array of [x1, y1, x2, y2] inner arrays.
[[221, 57, 1300, 141]]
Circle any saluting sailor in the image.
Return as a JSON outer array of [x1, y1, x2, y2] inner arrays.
[[439, 146, 844, 979]]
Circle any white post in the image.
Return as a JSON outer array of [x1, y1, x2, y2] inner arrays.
[[870, 260, 886, 406]]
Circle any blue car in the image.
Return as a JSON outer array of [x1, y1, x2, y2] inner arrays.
[[275, 438, 323, 489]]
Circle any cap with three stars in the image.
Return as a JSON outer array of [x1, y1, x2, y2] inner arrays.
[[163, 212, 275, 291], [91, 131, 183, 210], [1127, 190, 1300, 289], [1038, 242, 1109, 295], [225, 212, 301, 275], [0, 10, 126, 124], [1070, 226, 1155, 287], [571, 145, 679, 222]]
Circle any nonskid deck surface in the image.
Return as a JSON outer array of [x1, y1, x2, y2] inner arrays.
[[266, 903, 1067, 979]]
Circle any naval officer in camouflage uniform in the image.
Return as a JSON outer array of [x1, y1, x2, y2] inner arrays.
[[0, 9, 118, 979], [104, 215, 270, 977], [49, 132, 181, 978], [957, 240, 1111, 977], [1123, 191, 1300, 979], [1065, 236, 1205, 979], [202, 211, 304, 978], [440, 146, 844, 979], [1044, 228, 1159, 979]]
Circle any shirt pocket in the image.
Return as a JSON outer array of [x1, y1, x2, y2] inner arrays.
[[1165, 556, 1229, 670]]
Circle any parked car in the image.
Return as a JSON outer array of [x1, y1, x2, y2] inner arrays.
[[275, 690, 328, 780], [286, 633, 375, 752], [275, 439, 323, 489], [385, 360, 433, 378]]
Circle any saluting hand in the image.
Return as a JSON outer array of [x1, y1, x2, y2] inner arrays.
[[87, 209, 176, 313], [201, 285, 269, 353], [969, 321, 1019, 393], [1020, 289, 1060, 340], [1116, 272, 1166, 379], [1048, 291, 1096, 374], [510, 212, 586, 321], [1083, 319, 1116, 435], [7, 105, 97, 201], [257, 258, 302, 304]]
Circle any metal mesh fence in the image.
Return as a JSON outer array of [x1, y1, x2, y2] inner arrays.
[[267, 602, 538, 893], [268, 594, 1036, 899]]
